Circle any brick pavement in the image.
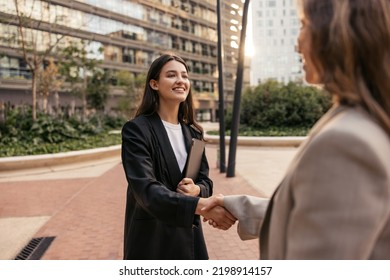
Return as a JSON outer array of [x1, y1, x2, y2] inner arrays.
[[0, 144, 269, 260]]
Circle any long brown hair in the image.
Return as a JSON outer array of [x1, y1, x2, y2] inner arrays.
[[134, 53, 203, 135], [297, 0, 390, 135]]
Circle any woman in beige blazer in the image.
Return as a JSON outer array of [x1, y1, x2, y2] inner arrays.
[[204, 0, 390, 260]]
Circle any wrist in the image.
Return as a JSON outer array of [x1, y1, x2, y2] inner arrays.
[[195, 184, 201, 196], [216, 194, 224, 207], [195, 198, 206, 215]]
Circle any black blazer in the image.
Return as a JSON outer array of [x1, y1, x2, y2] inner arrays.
[[121, 113, 213, 259]]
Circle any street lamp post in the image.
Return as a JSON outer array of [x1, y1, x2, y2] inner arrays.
[[217, 0, 226, 173], [227, 0, 250, 177]]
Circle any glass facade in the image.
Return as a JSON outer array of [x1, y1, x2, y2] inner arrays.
[[250, 0, 302, 85], [0, 0, 243, 120]]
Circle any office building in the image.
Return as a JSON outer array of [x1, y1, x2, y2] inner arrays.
[[250, 0, 302, 85], [0, 0, 246, 121]]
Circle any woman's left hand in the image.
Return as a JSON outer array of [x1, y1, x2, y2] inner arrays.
[[177, 178, 200, 197]]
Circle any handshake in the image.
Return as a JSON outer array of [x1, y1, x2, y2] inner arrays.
[[177, 179, 237, 230], [196, 194, 237, 230]]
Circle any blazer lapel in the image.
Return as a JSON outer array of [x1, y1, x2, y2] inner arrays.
[[306, 103, 345, 139], [270, 103, 346, 197], [148, 113, 184, 186], [181, 123, 194, 150], [282, 103, 346, 177]]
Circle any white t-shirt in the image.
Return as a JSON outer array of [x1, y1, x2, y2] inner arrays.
[[161, 120, 187, 172]]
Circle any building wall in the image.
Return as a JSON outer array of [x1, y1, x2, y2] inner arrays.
[[0, 0, 244, 121], [250, 0, 303, 85], [219, 0, 246, 104]]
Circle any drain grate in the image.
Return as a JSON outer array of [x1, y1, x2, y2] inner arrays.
[[15, 236, 56, 260]]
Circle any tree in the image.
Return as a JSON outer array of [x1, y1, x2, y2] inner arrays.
[[37, 57, 63, 113], [116, 71, 145, 118], [86, 69, 109, 112], [58, 41, 103, 119], [9, 0, 66, 120]]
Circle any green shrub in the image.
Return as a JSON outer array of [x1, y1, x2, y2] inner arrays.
[[0, 108, 126, 157], [237, 80, 331, 131]]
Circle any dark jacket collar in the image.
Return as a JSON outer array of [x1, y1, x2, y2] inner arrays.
[[148, 112, 192, 186]]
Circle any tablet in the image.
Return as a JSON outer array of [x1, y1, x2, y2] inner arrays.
[[184, 138, 206, 180]]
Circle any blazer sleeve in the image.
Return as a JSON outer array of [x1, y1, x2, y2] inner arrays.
[[287, 129, 390, 259], [224, 195, 269, 240], [121, 120, 199, 228]]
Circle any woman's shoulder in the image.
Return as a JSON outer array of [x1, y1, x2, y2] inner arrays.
[[323, 106, 387, 139], [124, 114, 152, 127], [122, 115, 154, 137], [314, 106, 390, 158], [186, 123, 203, 139]]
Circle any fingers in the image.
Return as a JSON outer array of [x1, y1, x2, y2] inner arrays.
[[217, 207, 236, 229], [178, 178, 194, 186], [177, 186, 192, 196], [201, 194, 224, 212], [177, 184, 190, 193], [176, 186, 186, 194], [204, 217, 225, 230], [197, 195, 235, 230], [177, 180, 200, 197], [202, 206, 236, 230], [202, 208, 236, 230], [225, 210, 237, 223]]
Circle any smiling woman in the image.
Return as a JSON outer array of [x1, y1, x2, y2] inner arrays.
[[120, 53, 236, 260], [148, 60, 190, 117]]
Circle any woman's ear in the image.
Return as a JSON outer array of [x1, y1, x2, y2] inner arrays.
[[149, 80, 158, 90]]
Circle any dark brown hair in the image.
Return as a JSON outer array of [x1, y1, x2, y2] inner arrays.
[[297, 0, 390, 135], [135, 53, 203, 135]]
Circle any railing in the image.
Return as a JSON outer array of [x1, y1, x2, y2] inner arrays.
[[0, 67, 32, 79]]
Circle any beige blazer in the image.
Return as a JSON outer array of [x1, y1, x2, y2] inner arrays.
[[224, 104, 390, 259]]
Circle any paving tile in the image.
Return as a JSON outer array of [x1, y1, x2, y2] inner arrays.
[[0, 144, 295, 260]]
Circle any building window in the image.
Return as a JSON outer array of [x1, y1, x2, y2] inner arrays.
[[172, 17, 181, 29], [148, 9, 159, 23], [171, 0, 180, 8], [185, 40, 193, 52], [104, 45, 121, 63], [160, 14, 171, 27], [182, 20, 190, 32], [171, 36, 180, 50], [193, 62, 202, 74], [123, 48, 134, 64], [201, 44, 209, 56], [193, 80, 202, 91], [194, 43, 202, 55], [267, 0, 276, 7], [187, 60, 193, 72], [0, 56, 22, 78], [203, 64, 211, 74]]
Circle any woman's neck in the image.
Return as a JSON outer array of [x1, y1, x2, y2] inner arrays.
[[158, 105, 180, 124]]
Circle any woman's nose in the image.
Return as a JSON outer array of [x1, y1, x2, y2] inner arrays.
[[176, 76, 186, 83]]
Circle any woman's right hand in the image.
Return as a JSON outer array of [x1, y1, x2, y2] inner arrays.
[[196, 195, 236, 230], [200, 194, 224, 211]]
